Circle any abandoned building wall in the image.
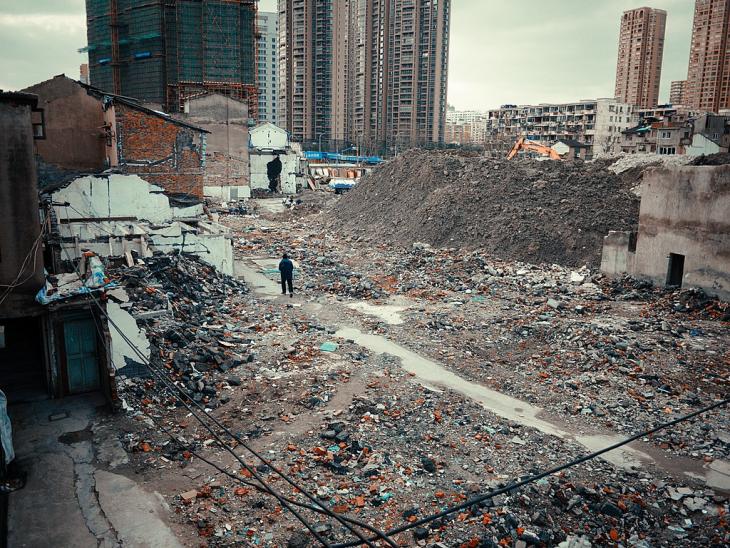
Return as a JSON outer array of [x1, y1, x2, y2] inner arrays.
[[181, 94, 250, 200], [23, 75, 107, 173], [633, 166, 730, 299], [250, 152, 298, 194], [52, 174, 233, 275], [52, 174, 202, 225], [115, 103, 206, 198], [0, 92, 46, 317], [600, 231, 636, 276]]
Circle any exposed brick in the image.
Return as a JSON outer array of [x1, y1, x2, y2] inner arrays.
[[115, 104, 205, 198]]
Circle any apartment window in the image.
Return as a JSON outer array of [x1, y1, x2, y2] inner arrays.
[[660, 131, 671, 139]]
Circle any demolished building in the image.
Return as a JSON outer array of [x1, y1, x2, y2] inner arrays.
[[179, 93, 252, 202], [23, 75, 209, 198], [601, 164, 730, 300], [249, 122, 303, 194], [46, 173, 234, 276]]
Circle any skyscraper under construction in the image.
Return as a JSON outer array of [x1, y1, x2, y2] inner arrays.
[[83, 0, 258, 115]]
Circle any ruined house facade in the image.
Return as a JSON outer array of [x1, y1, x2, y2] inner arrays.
[[179, 93, 251, 201], [23, 75, 208, 198], [601, 166, 730, 300], [0, 91, 116, 403]]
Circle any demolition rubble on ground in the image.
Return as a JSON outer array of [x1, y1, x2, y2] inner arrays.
[[84, 151, 730, 548]]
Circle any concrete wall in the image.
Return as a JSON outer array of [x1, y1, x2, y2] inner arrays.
[[52, 174, 234, 275], [185, 94, 248, 121], [250, 151, 298, 194], [0, 93, 45, 315], [633, 166, 730, 299], [686, 133, 724, 157], [23, 75, 107, 172], [250, 123, 289, 150], [52, 174, 200, 225], [600, 231, 636, 276], [182, 94, 250, 191], [602, 166, 730, 300]]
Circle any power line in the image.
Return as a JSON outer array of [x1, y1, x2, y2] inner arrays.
[[331, 396, 730, 547], [56, 242, 396, 547], [0, 216, 50, 307], [55, 208, 395, 547], [58, 246, 333, 547]]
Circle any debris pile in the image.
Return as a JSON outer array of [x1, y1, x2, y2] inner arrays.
[[330, 150, 641, 268], [112, 254, 253, 407], [689, 152, 730, 166]]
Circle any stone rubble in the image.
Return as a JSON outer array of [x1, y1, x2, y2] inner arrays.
[[99, 190, 728, 548]]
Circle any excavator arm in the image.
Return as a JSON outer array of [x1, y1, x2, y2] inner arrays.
[[507, 137, 563, 160]]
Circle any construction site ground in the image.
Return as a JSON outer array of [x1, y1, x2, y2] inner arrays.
[[54, 194, 730, 548]]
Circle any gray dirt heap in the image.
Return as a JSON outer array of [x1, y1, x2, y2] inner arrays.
[[330, 150, 640, 268]]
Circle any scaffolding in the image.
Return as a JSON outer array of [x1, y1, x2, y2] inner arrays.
[[83, 0, 258, 115]]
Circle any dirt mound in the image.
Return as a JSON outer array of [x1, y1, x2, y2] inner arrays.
[[329, 150, 640, 268], [689, 152, 730, 166]]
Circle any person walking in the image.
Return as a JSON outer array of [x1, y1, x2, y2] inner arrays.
[[279, 253, 294, 297]]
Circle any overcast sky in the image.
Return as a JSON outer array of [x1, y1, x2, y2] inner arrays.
[[1, 0, 693, 110]]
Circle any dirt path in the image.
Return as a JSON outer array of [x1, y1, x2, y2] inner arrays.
[[234, 254, 730, 492]]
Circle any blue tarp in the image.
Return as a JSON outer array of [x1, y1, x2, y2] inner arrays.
[[304, 151, 383, 164]]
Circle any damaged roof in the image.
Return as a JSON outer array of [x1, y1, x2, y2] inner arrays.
[[78, 81, 210, 133]]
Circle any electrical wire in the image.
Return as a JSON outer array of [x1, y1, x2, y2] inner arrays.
[[57, 243, 396, 547], [0, 216, 50, 307], [55, 209, 395, 546], [58, 246, 333, 547], [55, 207, 730, 546], [331, 396, 730, 547]]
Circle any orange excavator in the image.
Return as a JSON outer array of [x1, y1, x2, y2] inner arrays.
[[507, 136, 563, 160]]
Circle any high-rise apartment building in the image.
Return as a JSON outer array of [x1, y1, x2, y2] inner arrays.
[[685, 0, 730, 112], [257, 12, 279, 123], [278, 0, 450, 152], [670, 80, 687, 105], [614, 7, 667, 108], [84, 0, 258, 114]]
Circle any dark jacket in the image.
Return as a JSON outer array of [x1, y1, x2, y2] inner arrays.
[[279, 258, 294, 278]]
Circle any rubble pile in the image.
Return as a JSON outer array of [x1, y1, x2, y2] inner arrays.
[[124, 353, 729, 547], [689, 152, 730, 166], [112, 254, 254, 407], [607, 153, 691, 174], [99, 202, 727, 548], [330, 150, 641, 268]]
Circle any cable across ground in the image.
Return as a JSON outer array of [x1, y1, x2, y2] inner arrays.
[[57, 242, 397, 547]]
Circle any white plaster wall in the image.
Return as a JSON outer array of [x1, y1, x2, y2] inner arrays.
[[107, 294, 151, 371], [250, 153, 297, 193], [250, 123, 288, 150], [686, 134, 723, 157], [53, 174, 173, 224], [204, 185, 252, 201]]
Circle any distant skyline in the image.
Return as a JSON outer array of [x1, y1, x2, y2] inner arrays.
[[1, 0, 695, 110]]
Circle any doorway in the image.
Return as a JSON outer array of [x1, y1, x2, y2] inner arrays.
[[666, 253, 685, 288], [63, 318, 100, 394], [0, 316, 47, 403]]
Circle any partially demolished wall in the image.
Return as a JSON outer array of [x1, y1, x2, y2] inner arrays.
[[51, 174, 234, 275]]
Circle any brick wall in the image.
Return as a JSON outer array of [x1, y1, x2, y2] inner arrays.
[[115, 104, 205, 197], [205, 151, 247, 186]]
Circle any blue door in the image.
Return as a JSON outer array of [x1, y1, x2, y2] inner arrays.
[[64, 319, 100, 393]]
